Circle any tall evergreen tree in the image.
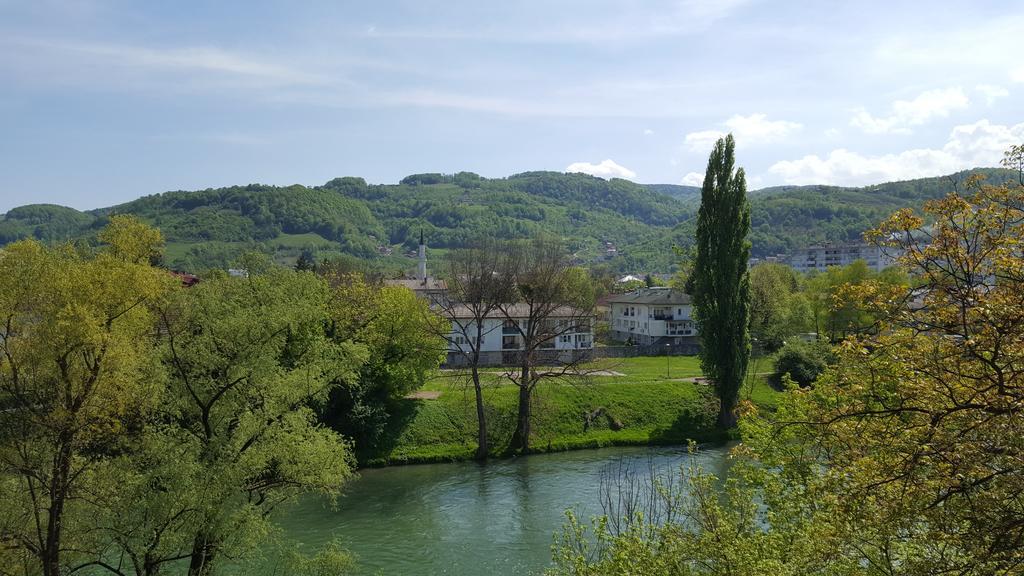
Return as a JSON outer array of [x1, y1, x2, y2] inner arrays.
[[690, 134, 751, 428]]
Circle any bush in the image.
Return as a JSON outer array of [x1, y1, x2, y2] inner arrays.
[[773, 341, 833, 387]]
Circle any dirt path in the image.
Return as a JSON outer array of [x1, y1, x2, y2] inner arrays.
[[404, 390, 442, 400]]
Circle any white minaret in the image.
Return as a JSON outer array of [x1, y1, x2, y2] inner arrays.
[[418, 230, 427, 283]]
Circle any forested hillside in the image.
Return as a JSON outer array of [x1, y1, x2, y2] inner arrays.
[[0, 168, 1015, 273]]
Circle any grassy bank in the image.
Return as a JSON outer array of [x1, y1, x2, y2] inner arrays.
[[360, 356, 781, 466]]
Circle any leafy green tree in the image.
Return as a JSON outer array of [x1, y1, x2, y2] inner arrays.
[[772, 340, 832, 387], [0, 230, 170, 576], [1003, 142, 1023, 185], [322, 273, 445, 456], [804, 260, 907, 341], [551, 162, 1024, 575], [748, 262, 810, 352], [98, 213, 166, 266], [294, 251, 316, 272], [154, 267, 362, 576], [690, 134, 751, 428]]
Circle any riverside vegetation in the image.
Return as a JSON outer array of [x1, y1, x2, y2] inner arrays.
[[548, 145, 1024, 574], [2, 142, 1020, 575], [0, 213, 781, 576]]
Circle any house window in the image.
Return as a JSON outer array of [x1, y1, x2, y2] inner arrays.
[[503, 319, 518, 334], [560, 334, 572, 343]]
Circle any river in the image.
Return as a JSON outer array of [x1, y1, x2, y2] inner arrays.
[[276, 444, 735, 575]]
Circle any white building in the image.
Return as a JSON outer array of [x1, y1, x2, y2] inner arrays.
[[607, 288, 698, 349], [786, 243, 897, 273], [446, 304, 593, 367]]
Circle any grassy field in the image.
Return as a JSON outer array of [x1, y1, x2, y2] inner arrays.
[[360, 355, 781, 466]]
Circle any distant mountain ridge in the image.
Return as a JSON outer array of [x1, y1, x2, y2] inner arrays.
[[1, 167, 1016, 274]]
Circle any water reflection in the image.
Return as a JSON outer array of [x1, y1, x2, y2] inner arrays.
[[276, 444, 734, 575]]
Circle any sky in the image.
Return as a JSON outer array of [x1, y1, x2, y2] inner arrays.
[[1, 0, 1022, 213]]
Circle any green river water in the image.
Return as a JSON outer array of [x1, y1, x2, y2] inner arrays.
[[274, 444, 734, 575]]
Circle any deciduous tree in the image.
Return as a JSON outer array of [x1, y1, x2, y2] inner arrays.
[[437, 240, 511, 460], [500, 237, 595, 454], [551, 159, 1024, 575], [155, 265, 362, 576], [321, 272, 445, 456], [0, 223, 169, 576]]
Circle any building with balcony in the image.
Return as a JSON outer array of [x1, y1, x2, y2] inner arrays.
[[446, 304, 593, 367], [607, 287, 698, 349], [785, 243, 897, 273]]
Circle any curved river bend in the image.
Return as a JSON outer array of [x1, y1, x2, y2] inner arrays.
[[276, 445, 734, 575]]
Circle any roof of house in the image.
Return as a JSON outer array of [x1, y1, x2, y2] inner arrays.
[[170, 271, 200, 287], [384, 277, 449, 291], [447, 303, 590, 320], [606, 288, 691, 305]]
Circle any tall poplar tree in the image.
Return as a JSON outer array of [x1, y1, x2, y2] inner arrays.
[[690, 134, 751, 428]]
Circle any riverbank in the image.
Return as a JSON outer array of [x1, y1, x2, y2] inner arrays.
[[360, 356, 780, 466]]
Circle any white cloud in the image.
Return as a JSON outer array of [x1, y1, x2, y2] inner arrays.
[[565, 159, 637, 179], [1012, 67, 1024, 83], [975, 84, 1009, 106], [685, 129, 726, 153], [685, 113, 802, 152], [768, 119, 1024, 186], [725, 113, 802, 143], [850, 87, 969, 134], [643, 128, 655, 136], [21, 38, 326, 84], [361, 0, 751, 44], [681, 172, 703, 186]]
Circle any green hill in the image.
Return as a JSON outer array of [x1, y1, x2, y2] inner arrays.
[[1, 168, 1016, 274]]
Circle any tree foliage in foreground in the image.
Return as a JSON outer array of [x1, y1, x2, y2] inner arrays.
[[148, 264, 362, 576], [0, 221, 365, 576], [0, 234, 169, 576], [551, 169, 1024, 574]]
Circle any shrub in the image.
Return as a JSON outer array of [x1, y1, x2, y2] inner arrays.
[[773, 341, 833, 387]]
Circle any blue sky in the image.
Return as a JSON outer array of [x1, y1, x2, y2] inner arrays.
[[1, 0, 1022, 213]]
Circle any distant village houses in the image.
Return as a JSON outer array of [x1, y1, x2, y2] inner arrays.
[[384, 233, 595, 367]]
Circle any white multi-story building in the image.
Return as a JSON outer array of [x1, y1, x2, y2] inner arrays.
[[607, 288, 698, 348], [446, 304, 593, 366], [786, 243, 897, 273]]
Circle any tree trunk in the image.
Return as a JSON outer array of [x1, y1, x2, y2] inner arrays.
[[717, 397, 738, 429], [42, 435, 73, 576], [509, 365, 532, 454], [471, 365, 488, 460], [188, 533, 217, 576]]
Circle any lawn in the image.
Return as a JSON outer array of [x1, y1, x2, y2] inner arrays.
[[360, 355, 781, 466]]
